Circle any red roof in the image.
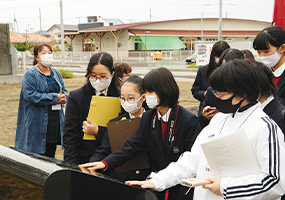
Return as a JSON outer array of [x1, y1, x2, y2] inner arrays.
[[10, 33, 54, 43]]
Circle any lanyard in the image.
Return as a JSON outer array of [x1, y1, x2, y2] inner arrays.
[[37, 65, 56, 92], [151, 104, 179, 157]]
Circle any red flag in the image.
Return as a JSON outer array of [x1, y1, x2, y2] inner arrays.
[[272, 0, 285, 30]]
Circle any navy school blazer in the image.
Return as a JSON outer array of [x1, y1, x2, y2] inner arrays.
[[277, 71, 285, 105], [101, 105, 201, 200], [263, 97, 285, 137], [63, 82, 120, 165]]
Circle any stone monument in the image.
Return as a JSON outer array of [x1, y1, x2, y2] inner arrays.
[[0, 23, 23, 84]]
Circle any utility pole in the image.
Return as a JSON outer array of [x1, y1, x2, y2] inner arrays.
[[13, 13, 15, 32], [201, 12, 203, 42], [39, 8, 42, 35], [77, 16, 82, 23], [218, 0, 222, 41], [60, 0, 65, 65]]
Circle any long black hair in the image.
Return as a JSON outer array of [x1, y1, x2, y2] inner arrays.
[[205, 41, 230, 80]]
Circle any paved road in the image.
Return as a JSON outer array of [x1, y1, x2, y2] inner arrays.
[[52, 60, 197, 81]]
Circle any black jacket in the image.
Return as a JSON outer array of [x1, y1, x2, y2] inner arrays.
[[198, 86, 215, 129], [263, 97, 285, 136], [102, 105, 201, 200], [63, 82, 120, 165], [277, 71, 285, 105]]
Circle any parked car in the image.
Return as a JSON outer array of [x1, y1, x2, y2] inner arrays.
[[186, 52, 197, 64]]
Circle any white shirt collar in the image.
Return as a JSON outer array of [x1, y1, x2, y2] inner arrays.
[[272, 62, 285, 77], [157, 108, 172, 122], [95, 88, 108, 96], [259, 95, 274, 110], [129, 108, 145, 119]]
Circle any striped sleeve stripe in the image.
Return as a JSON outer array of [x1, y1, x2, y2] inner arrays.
[[223, 116, 280, 199]]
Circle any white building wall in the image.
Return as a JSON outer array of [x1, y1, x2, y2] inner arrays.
[[73, 35, 83, 52]]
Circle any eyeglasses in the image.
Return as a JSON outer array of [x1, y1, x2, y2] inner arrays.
[[89, 75, 110, 83], [212, 90, 230, 98], [120, 95, 143, 104]]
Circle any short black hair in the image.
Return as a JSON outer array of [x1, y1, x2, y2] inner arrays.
[[241, 49, 255, 61], [122, 75, 144, 95], [253, 26, 285, 50], [255, 62, 277, 97], [205, 40, 230, 80], [209, 59, 260, 102], [142, 67, 179, 108], [217, 48, 244, 66]]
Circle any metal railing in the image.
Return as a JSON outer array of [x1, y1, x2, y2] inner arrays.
[[52, 50, 194, 63]]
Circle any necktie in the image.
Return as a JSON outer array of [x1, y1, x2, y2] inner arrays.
[[160, 119, 167, 142], [99, 93, 105, 96]]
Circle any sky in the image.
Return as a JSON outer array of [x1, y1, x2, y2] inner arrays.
[[0, 0, 275, 33]]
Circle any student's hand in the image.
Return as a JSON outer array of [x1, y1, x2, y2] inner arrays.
[[58, 92, 66, 104], [202, 106, 218, 120], [125, 180, 155, 189], [203, 178, 222, 196], [82, 118, 99, 135], [79, 161, 106, 173]]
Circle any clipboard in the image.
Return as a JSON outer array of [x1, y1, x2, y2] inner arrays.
[[83, 96, 121, 140], [107, 118, 150, 173]]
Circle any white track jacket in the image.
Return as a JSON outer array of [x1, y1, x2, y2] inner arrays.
[[149, 104, 285, 200]]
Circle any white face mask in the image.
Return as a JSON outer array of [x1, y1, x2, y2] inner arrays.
[[215, 57, 220, 64], [39, 54, 53, 67], [258, 48, 281, 68], [89, 77, 112, 92], [121, 95, 143, 114], [145, 95, 159, 109]]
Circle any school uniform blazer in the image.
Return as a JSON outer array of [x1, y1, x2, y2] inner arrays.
[[63, 82, 120, 165], [198, 86, 215, 129], [191, 65, 208, 102], [263, 97, 285, 136], [277, 71, 285, 105]]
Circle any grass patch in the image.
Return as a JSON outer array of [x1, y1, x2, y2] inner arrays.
[[58, 69, 75, 79], [187, 62, 198, 68]]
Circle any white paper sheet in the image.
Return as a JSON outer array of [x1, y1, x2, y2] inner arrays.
[[201, 128, 260, 178]]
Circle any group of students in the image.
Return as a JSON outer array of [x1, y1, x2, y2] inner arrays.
[[15, 25, 285, 200]]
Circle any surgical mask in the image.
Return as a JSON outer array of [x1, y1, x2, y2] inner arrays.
[[258, 48, 281, 68], [214, 95, 244, 114], [215, 57, 220, 64], [39, 54, 53, 67], [121, 95, 143, 114], [89, 77, 112, 92], [145, 95, 159, 109]]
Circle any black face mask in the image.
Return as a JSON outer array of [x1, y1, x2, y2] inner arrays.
[[214, 94, 245, 114]]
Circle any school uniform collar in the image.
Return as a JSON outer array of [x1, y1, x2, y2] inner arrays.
[[237, 101, 258, 112], [129, 108, 145, 119], [157, 108, 172, 122], [273, 62, 285, 77], [95, 88, 108, 96], [259, 95, 274, 110]]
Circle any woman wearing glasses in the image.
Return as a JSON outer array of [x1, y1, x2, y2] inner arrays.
[[80, 67, 201, 200], [63, 52, 120, 165]]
